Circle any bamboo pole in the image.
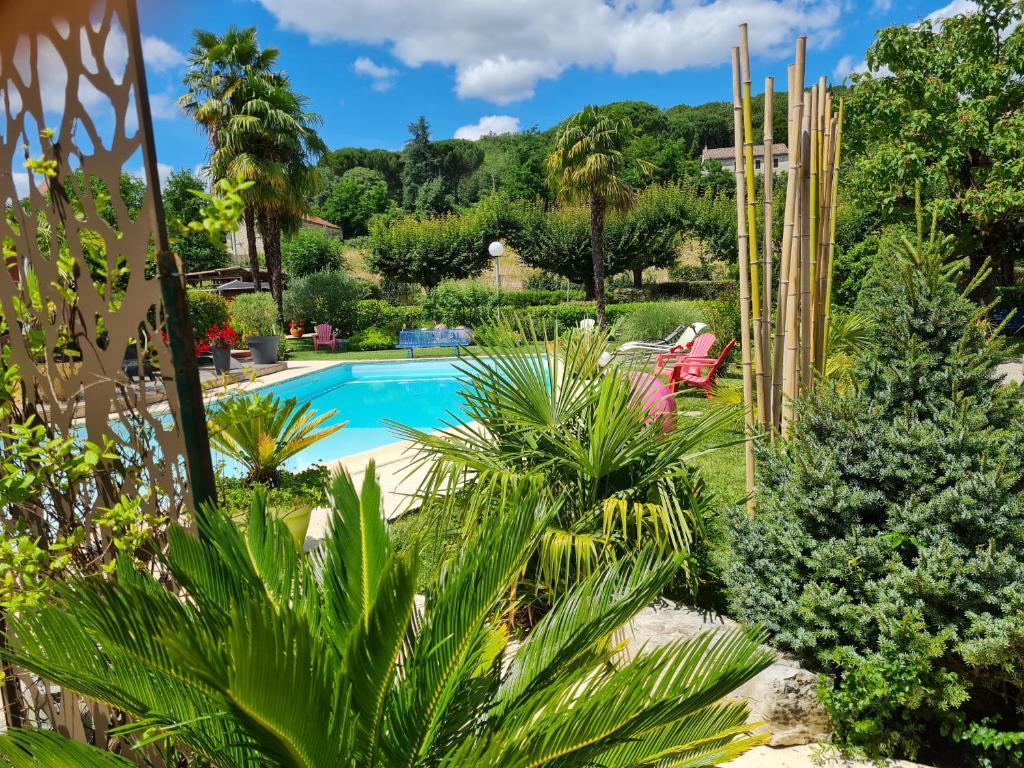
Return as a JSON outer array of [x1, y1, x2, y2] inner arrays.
[[731, 46, 756, 508], [782, 37, 806, 434], [738, 24, 766, 431], [799, 106, 813, 390], [807, 83, 819, 377], [761, 76, 774, 430], [772, 63, 797, 432], [822, 99, 844, 357]]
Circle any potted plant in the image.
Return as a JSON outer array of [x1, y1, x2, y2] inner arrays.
[[205, 323, 239, 373], [231, 292, 279, 364], [288, 320, 304, 338]]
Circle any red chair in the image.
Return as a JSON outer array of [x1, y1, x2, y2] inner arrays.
[[666, 339, 736, 397], [312, 323, 338, 352], [654, 333, 716, 374]]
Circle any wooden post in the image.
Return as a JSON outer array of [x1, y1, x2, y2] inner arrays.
[[732, 47, 756, 508]]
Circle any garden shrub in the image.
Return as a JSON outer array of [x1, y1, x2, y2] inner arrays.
[[421, 280, 496, 327], [347, 326, 396, 351], [186, 288, 230, 338], [281, 228, 344, 277], [648, 280, 736, 301], [523, 271, 579, 291], [617, 301, 703, 342], [724, 237, 1024, 767], [283, 270, 364, 335], [696, 299, 740, 353], [218, 466, 329, 518], [354, 300, 423, 333], [230, 292, 278, 337]]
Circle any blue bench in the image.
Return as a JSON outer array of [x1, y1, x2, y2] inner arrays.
[[396, 328, 472, 358]]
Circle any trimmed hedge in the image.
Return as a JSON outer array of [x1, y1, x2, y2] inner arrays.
[[647, 281, 736, 301], [347, 326, 397, 351], [355, 300, 424, 333]]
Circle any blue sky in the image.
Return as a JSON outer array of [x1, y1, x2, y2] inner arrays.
[[136, 0, 976, 179]]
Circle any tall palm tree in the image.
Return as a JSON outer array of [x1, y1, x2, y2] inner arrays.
[[180, 27, 278, 288], [0, 470, 772, 767], [546, 106, 653, 327], [215, 69, 326, 323]]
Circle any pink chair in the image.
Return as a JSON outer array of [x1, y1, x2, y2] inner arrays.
[[629, 372, 677, 432], [312, 323, 337, 352], [654, 333, 716, 375]]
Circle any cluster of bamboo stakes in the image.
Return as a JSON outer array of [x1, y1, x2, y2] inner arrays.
[[731, 25, 843, 503]]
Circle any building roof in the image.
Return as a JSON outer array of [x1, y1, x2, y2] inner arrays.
[[701, 143, 788, 162], [210, 279, 273, 294], [302, 214, 341, 229]]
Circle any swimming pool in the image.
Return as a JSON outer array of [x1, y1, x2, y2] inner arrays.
[[213, 359, 470, 474]]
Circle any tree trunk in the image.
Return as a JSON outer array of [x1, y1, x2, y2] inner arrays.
[[244, 204, 261, 289], [632, 267, 643, 289], [0, 614, 24, 729], [589, 195, 607, 328], [258, 210, 286, 327], [582, 275, 595, 300]]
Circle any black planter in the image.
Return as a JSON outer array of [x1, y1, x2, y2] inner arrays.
[[247, 335, 279, 364], [211, 347, 232, 373]]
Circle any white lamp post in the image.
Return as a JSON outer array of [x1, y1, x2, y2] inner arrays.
[[489, 241, 504, 321]]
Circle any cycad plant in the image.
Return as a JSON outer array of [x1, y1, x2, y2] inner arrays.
[[208, 393, 344, 485], [391, 324, 737, 603], [0, 468, 772, 767]]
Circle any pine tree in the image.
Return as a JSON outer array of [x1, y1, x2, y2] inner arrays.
[[401, 116, 439, 210], [725, 225, 1024, 765]]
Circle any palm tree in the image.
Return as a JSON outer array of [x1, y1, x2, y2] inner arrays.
[[391, 325, 737, 606], [547, 105, 653, 327], [180, 27, 278, 288], [0, 469, 772, 767], [215, 70, 326, 323]]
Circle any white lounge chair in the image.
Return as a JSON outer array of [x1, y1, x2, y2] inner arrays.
[[616, 322, 708, 355]]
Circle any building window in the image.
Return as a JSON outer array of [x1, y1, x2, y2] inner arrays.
[[755, 159, 762, 170], [773, 158, 780, 168]]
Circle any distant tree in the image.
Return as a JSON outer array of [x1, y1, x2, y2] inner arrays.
[[401, 116, 440, 210], [319, 167, 390, 236], [323, 147, 403, 200], [547, 105, 653, 326], [509, 203, 598, 294], [435, 139, 485, 203], [368, 208, 492, 290], [162, 169, 229, 273], [607, 184, 687, 287], [281, 227, 344, 277], [413, 175, 449, 216], [845, 0, 1024, 296]]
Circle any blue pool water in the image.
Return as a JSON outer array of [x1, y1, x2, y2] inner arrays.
[[213, 359, 470, 474]]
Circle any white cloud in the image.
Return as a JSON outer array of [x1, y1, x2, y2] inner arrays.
[[131, 163, 174, 189], [11, 172, 30, 198], [148, 92, 182, 121], [456, 58, 560, 103], [926, 0, 978, 23], [353, 56, 398, 91], [833, 54, 866, 80], [257, 0, 843, 104], [142, 35, 185, 73], [454, 115, 521, 140], [872, 0, 892, 12]]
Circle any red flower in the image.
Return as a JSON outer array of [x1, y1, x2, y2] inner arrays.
[[204, 323, 239, 350]]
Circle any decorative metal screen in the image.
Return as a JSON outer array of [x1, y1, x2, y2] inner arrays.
[[0, 1, 211, 555]]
